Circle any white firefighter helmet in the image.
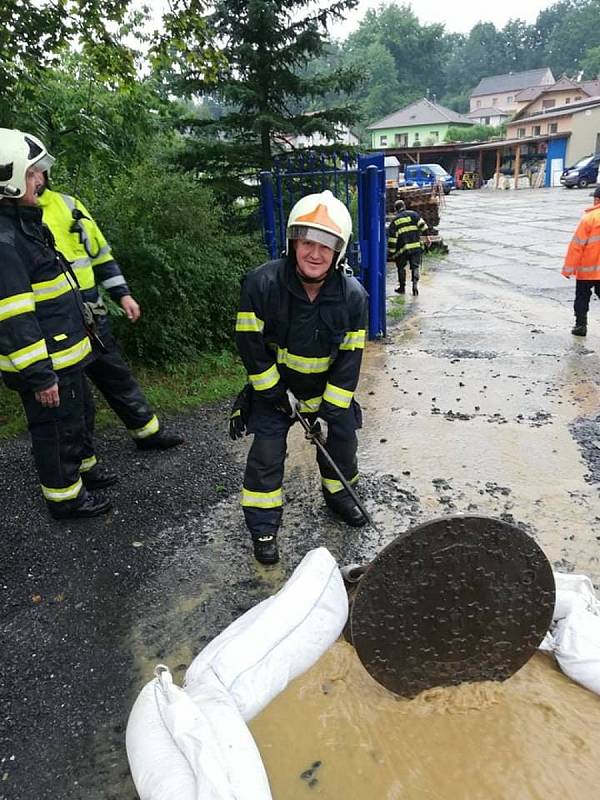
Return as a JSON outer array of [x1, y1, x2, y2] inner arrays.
[[0, 129, 55, 199], [286, 189, 353, 266]]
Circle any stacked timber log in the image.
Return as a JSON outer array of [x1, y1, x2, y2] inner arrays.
[[385, 184, 448, 255]]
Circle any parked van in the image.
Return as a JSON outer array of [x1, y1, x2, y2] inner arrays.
[[561, 153, 600, 188], [400, 164, 455, 194]]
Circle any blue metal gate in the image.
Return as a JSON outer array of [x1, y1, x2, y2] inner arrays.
[[258, 151, 386, 339]]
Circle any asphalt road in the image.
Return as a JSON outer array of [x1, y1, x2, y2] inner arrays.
[[1, 185, 599, 799]]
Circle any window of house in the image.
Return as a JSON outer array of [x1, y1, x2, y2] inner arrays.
[[507, 96, 514, 104], [532, 125, 541, 136], [395, 133, 408, 146], [429, 131, 439, 140], [517, 128, 526, 138], [549, 123, 558, 134], [380, 135, 388, 146], [492, 97, 498, 105], [484, 117, 490, 125], [565, 97, 571, 104], [413, 134, 420, 145], [542, 99, 556, 109], [476, 100, 481, 108]]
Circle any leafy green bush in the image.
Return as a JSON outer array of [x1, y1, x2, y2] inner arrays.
[[88, 160, 267, 367], [444, 124, 506, 143]]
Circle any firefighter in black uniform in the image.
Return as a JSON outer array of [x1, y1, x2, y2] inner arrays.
[[0, 129, 112, 519], [230, 190, 368, 564], [38, 181, 184, 460], [387, 199, 431, 296]]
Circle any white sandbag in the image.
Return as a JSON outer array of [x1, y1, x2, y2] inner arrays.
[[552, 572, 600, 620], [126, 666, 272, 800], [553, 608, 600, 695], [185, 547, 348, 721], [126, 667, 197, 800], [184, 668, 272, 799]]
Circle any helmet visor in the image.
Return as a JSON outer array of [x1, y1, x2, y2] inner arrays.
[[288, 224, 343, 252], [32, 153, 55, 173]]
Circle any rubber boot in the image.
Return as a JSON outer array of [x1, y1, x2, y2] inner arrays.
[[571, 314, 587, 337], [412, 278, 419, 297], [50, 492, 112, 520], [252, 534, 279, 565], [81, 463, 119, 490], [136, 430, 184, 451], [323, 491, 367, 527]]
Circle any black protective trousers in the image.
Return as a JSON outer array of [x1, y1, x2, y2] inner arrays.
[[20, 370, 88, 513], [242, 395, 361, 537], [82, 322, 155, 457], [574, 279, 600, 318], [395, 252, 421, 290]]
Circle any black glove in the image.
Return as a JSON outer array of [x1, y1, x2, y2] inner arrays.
[[229, 384, 252, 440], [303, 418, 326, 445]]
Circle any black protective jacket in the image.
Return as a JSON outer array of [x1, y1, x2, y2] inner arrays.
[[387, 209, 429, 258], [235, 258, 368, 422], [0, 204, 93, 392]]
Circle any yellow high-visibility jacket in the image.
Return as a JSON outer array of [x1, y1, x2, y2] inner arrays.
[[39, 189, 130, 301]]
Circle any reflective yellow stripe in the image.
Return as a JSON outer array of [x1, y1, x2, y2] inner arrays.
[[0, 338, 48, 372], [241, 487, 283, 508], [298, 395, 322, 414], [388, 237, 397, 246], [276, 347, 331, 374], [80, 455, 98, 472], [51, 337, 92, 370], [400, 241, 422, 252], [71, 256, 92, 270], [32, 275, 74, 302], [236, 312, 265, 333], [323, 382, 353, 409], [130, 414, 160, 439], [42, 478, 83, 503], [249, 363, 280, 391], [339, 330, 366, 351], [322, 474, 359, 494], [0, 292, 35, 322]]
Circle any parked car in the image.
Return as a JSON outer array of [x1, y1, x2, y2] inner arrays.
[[561, 154, 600, 188], [399, 163, 455, 194]]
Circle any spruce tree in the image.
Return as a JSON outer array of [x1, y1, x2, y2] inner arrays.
[[170, 0, 362, 201]]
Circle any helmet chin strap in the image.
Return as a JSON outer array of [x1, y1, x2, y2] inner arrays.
[[293, 249, 338, 285], [296, 266, 329, 285]]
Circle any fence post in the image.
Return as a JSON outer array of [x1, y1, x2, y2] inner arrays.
[[366, 165, 382, 340], [259, 171, 277, 259]]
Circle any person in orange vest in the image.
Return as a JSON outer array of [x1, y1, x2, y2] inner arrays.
[[562, 186, 600, 336]]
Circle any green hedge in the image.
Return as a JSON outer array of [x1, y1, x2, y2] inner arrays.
[[88, 161, 267, 367]]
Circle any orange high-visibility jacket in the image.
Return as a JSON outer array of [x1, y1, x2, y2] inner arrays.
[[563, 204, 600, 280]]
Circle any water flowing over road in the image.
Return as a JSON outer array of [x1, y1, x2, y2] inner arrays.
[[1, 187, 599, 799]]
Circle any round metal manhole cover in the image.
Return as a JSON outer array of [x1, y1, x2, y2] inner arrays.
[[350, 515, 555, 697]]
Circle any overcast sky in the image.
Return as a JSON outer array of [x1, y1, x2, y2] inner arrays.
[[146, 1, 556, 42], [330, 0, 554, 39]]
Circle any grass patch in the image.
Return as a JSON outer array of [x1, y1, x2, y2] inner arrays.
[[0, 350, 247, 440], [387, 294, 407, 322]]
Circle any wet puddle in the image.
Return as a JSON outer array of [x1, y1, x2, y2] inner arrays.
[[252, 640, 600, 800]]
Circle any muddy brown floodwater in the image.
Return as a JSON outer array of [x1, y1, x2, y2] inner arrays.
[[248, 190, 600, 800], [252, 642, 600, 800]]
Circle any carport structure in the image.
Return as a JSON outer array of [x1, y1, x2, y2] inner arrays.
[[460, 131, 570, 188], [376, 131, 570, 189]]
